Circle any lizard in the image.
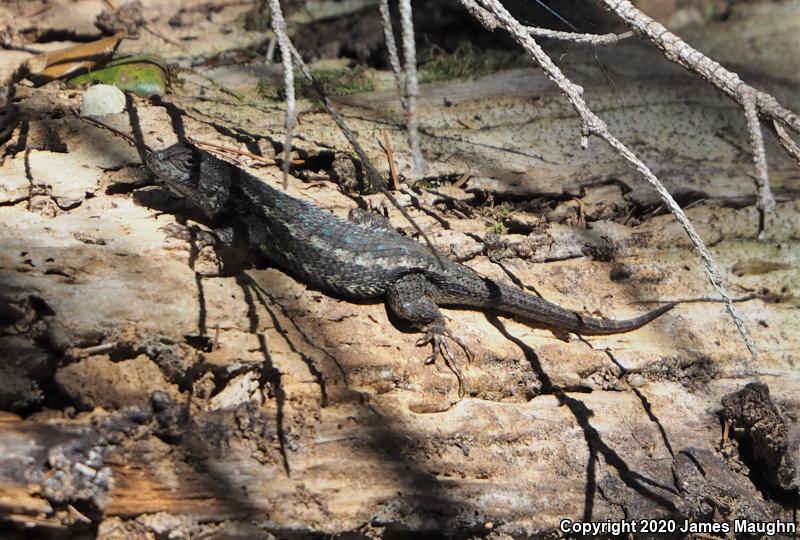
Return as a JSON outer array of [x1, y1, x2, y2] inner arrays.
[[146, 142, 675, 379]]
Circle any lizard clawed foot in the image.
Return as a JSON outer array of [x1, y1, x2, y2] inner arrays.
[[159, 223, 237, 276], [417, 330, 452, 365], [448, 330, 474, 365], [417, 326, 474, 364], [159, 222, 217, 249], [416, 324, 469, 397]]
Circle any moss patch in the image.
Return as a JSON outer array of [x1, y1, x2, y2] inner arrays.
[[258, 64, 374, 102], [419, 42, 530, 83]]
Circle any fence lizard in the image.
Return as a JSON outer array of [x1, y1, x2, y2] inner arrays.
[[147, 142, 675, 377]]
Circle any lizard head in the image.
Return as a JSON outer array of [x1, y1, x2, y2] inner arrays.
[[147, 142, 201, 187], [147, 142, 232, 219]]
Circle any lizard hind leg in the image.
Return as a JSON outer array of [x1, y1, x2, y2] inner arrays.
[[387, 273, 471, 396]]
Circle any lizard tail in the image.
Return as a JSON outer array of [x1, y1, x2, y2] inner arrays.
[[567, 301, 676, 335], [494, 284, 676, 335]]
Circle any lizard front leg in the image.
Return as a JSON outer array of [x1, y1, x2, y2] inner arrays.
[[386, 273, 470, 395], [160, 222, 246, 276], [347, 206, 394, 230]]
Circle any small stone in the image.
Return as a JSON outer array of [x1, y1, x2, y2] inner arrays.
[[628, 373, 646, 387], [80, 84, 126, 116]]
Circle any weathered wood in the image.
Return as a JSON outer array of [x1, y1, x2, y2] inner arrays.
[[0, 0, 798, 537]]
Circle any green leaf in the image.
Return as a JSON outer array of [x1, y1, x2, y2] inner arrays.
[[69, 54, 168, 97]]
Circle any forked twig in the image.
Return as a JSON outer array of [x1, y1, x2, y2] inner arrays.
[[597, 0, 800, 219]]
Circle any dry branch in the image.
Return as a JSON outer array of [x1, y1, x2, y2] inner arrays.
[[597, 0, 800, 216], [379, 0, 405, 105], [266, 0, 295, 189], [524, 27, 632, 45], [380, 0, 425, 177], [458, 0, 759, 366], [382, 129, 401, 190], [398, 0, 425, 176], [190, 139, 304, 167], [772, 120, 800, 166], [743, 91, 776, 216]]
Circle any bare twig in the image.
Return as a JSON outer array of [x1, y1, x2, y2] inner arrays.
[[524, 27, 632, 45], [265, 36, 277, 63], [771, 120, 800, 167], [452, 172, 471, 189], [67, 505, 92, 524], [742, 90, 776, 218], [459, 0, 758, 366], [266, 0, 295, 190], [78, 114, 152, 153], [191, 139, 304, 166], [597, 0, 800, 215], [71, 341, 118, 357], [599, 0, 800, 133], [142, 24, 182, 46], [382, 129, 401, 190], [398, 0, 425, 176], [379, 0, 406, 107]]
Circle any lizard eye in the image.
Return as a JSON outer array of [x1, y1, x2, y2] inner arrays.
[[175, 154, 195, 171]]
